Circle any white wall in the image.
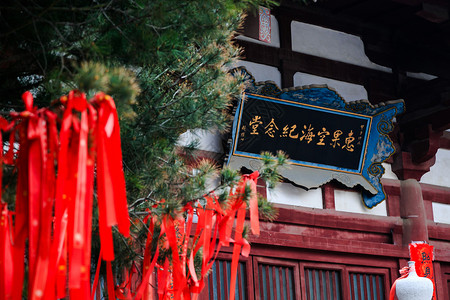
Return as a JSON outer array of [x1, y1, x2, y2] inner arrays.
[[291, 21, 391, 72], [334, 190, 388, 216], [421, 148, 450, 188], [432, 202, 450, 224], [267, 182, 323, 209]]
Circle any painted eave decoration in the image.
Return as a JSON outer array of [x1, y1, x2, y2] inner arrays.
[[227, 67, 405, 208], [258, 6, 271, 43]]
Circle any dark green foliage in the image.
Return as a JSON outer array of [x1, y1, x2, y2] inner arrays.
[[1, 0, 283, 288], [259, 151, 287, 188]]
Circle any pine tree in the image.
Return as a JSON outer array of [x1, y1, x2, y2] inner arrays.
[[0, 0, 284, 296]]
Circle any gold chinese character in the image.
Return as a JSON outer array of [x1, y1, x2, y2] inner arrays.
[[289, 125, 299, 139], [249, 116, 263, 135], [281, 124, 299, 138], [264, 118, 279, 138], [330, 130, 343, 148], [280, 125, 289, 138], [342, 130, 355, 152], [359, 124, 365, 136], [300, 124, 315, 143], [317, 127, 330, 145], [240, 125, 246, 135]]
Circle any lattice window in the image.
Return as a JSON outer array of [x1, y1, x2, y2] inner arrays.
[[349, 272, 385, 300], [254, 257, 300, 300], [199, 256, 252, 300], [200, 255, 391, 300], [304, 267, 342, 300]]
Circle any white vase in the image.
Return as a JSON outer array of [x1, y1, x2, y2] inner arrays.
[[396, 261, 434, 300]]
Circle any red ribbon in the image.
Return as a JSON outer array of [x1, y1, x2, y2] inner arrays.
[[8, 92, 58, 300], [30, 109, 58, 300], [0, 203, 14, 300], [91, 248, 103, 300], [1, 90, 130, 299], [93, 92, 130, 261], [2, 90, 264, 299], [133, 215, 164, 300], [229, 203, 246, 300], [248, 173, 260, 235]]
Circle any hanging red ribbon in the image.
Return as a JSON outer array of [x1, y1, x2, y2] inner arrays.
[[0, 204, 14, 300], [229, 202, 247, 300], [247, 171, 260, 235], [91, 248, 103, 300], [30, 109, 58, 300], [1, 90, 130, 300], [6, 92, 58, 300], [0, 121, 10, 299], [133, 171, 261, 300], [1, 90, 265, 300], [93, 92, 130, 261]]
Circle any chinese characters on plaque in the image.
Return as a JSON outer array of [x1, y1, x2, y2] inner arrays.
[[227, 75, 404, 208], [245, 116, 363, 153], [234, 94, 371, 172]]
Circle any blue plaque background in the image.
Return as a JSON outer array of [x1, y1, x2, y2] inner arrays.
[[228, 67, 405, 208]]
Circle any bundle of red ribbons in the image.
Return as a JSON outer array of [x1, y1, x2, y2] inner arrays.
[[124, 171, 260, 300], [0, 90, 130, 300], [0, 91, 261, 300]]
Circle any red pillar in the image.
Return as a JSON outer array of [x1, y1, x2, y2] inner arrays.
[[399, 179, 429, 246]]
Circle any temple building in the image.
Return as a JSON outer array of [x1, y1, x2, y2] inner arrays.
[[179, 1, 450, 299]]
